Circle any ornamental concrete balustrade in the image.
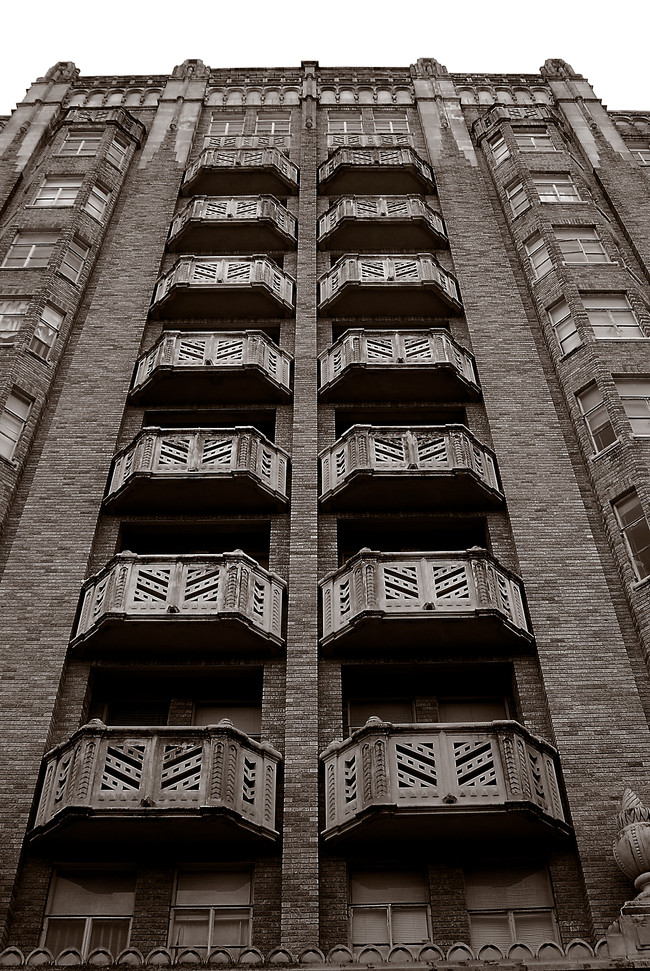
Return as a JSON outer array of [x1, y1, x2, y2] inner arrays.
[[168, 196, 297, 252], [320, 720, 569, 845], [129, 331, 292, 405], [326, 132, 414, 151], [318, 196, 447, 251], [318, 146, 435, 195], [320, 549, 531, 652], [202, 133, 291, 151], [104, 427, 289, 514], [182, 148, 299, 197], [318, 254, 462, 317], [320, 425, 503, 512], [31, 722, 281, 849], [150, 256, 295, 319], [72, 551, 285, 655], [319, 329, 480, 402]]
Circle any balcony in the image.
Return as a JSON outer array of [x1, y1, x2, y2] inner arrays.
[[31, 722, 281, 850], [319, 255, 462, 317], [168, 196, 297, 252], [326, 133, 414, 151], [319, 329, 480, 403], [72, 551, 285, 655], [129, 331, 292, 406], [320, 549, 531, 653], [320, 425, 503, 512], [318, 146, 435, 196], [104, 427, 289, 514], [182, 148, 299, 197], [321, 720, 569, 845], [202, 134, 291, 152], [150, 256, 295, 319], [318, 196, 447, 251]]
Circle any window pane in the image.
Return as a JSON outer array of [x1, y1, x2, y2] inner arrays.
[[193, 704, 261, 737], [512, 911, 558, 945], [211, 910, 250, 946], [50, 872, 135, 915], [349, 700, 413, 730], [469, 913, 512, 950], [175, 871, 251, 906], [615, 493, 645, 529], [351, 870, 426, 904], [351, 908, 390, 945], [465, 867, 554, 910], [391, 906, 429, 943], [170, 910, 211, 947], [625, 520, 650, 577], [438, 698, 507, 722], [106, 699, 169, 725], [589, 403, 618, 451], [88, 918, 130, 953], [44, 917, 86, 954]]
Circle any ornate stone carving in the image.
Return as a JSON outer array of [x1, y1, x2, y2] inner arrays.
[[540, 58, 578, 79], [42, 61, 80, 83], [411, 58, 448, 78], [613, 789, 650, 900], [172, 58, 210, 79]]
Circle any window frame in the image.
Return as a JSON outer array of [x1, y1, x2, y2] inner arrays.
[[582, 293, 645, 340], [29, 304, 64, 361], [613, 491, 650, 582], [327, 110, 364, 134], [614, 378, 650, 436], [208, 114, 246, 137], [32, 177, 83, 209], [513, 128, 556, 152], [254, 112, 291, 136], [349, 869, 431, 949], [0, 298, 30, 345], [372, 111, 410, 134], [2, 232, 58, 270], [41, 870, 135, 959], [487, 133, 510, 165], [168, 869, 253, 957], [505, 180, 530, 217], [631, 147, 650, 165], [524, 233, 552, 280], [60, 238, 90, 285], [554, 226, 610, 264], [0, 388, 33, 461], [576, 383, 618, 454], [464, 865, 559, 951], [548, 298, 581, 355], [84, 184, 111, 222], [59, 130, 103, 157], [532, 174, 582, 204], [106, 135, 130, 170]]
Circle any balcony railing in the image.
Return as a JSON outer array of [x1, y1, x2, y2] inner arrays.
[[33, 722, 281, 844], [104, 427, 289, 513], [320, 549, 530, 651], [318, 196, 447, 251], [326, 133, 414, 150], [72, 551, 285, 654], [320, 425, 503, 511], [182, 148, 299, 197], [150, 256, 295, 319], [202, 134, 291, 151], [318, 146, 435, 195], [318, 254, 462, 317], [130, 331, 292, 405], [168, 196, 297, 251], [319, 329, 480, 402], [321, 720, 568, 842]]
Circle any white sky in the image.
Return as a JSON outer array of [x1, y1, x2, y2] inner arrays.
[[2, 0, 647, 117]]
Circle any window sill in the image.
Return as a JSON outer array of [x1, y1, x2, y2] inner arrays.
[[562, 260, 618, 267], [25, 348, 53, 366], [631, 574, 650, 591], [590, 439, 621, 461]]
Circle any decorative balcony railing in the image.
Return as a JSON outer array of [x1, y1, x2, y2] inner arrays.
[[318, 254, 462, 317], [327, 133, 413, 150], [33, 722, 281, 842], [72, 551, 285, 653], [319, 329, 479, 402], [104, 427, 289, 513], [320, 549, 530, 651], [320, 425, 502, 511], [321, 720, 567, 841], [318, 196, 447, 251], [150, 256, 295, 319], [182, 148, 299, 197], [130, 330, 292, 405], [318, 146, 435, 195], [168, 196, 297, 251], [202, 134, 291, 151]]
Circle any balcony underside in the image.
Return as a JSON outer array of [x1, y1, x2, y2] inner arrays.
[[321, 284, 458, 318], [319, 219, 447, 252], [321, 166, 433, 196], [183, 169, 297, 198], [320, 364, 481, 403], [168, 221, 295, 253], [320, 470, 504, 512], [129, 366, 291, 406], [103, 473, 288, 515], [150, 286, 293, 320]]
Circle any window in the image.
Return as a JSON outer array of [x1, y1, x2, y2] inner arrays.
[[613, 491, 650, 581], [328, 111, 363, 134], [554, 226, 609, 263], [465, 866, 558, 950], [505, 181, 529, 217], [487, 133, 510, 165], [437, 698, 509, 721], [60, 239, 90, 284], [631, 147, 650, 165], [33, 177, 82, 208], [60, 130, 102, 157], [548, 299, 581, 355], [0, 299, 29, 344], [614, 378, 650, 436], [42, 871, 134, 958], [193, 703, 262, 740], [514, 129, 555, 151], [583, 294, 644, 339], [169, 871, 252, 955], [348, 700, 415, 733], [373, 111, 409, 134], [254, 112, 291, 135], [106, 135, 129, 169], [524, 233, 552, 280], [84, 185, 110, 222], [0, 389, 32, 460], [533, 175, 581, 203], [208, 115, 246, 137], [350, 870, 430, 948], [2, 232, 58, 269], [576, 384, 617, 453], [29, 304, 64, 361]]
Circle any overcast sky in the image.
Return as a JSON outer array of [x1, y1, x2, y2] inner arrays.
[[2, 0, 647, 117]]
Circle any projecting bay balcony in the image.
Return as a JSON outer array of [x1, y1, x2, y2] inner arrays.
[[321, 720, 569, 846], [129, 331, 292, 406], [320, 549, 531, 653], [320, 425, 503, 512], [318, 146, 435, 195], [168, 196, 297, 252], [31, 722, 281, 850], [71, 552, 285, 656], [319, 329, 480, 403], [318, 254, 462, 317], [103, 427, 289, 514], [326, 133, 414, 151], [318, 196, 447, 251], [150, 256, 295, 319], [182, 148, 299, 197]]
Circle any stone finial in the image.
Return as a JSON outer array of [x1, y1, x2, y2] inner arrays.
[[411, 58, 448, 78], [41, 61, 80, 83], [540, 58, 578, 79], [613, 789, 650, 899], [618, 788, 650, 828], [172, 58, 210, 79]]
